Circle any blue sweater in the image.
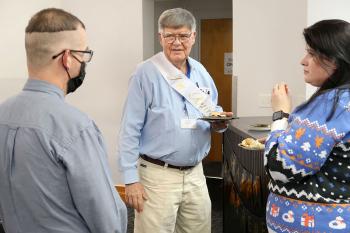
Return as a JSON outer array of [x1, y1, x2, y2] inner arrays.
[[265, 89, 350, 232]]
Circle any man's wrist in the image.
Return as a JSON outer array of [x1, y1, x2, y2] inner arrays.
[[215, 125, 228, 132], [123, 169, 139, 184]]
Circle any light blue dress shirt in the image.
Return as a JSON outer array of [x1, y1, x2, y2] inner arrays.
[[0, 79, 127, 233], [118, 56, 222, 184]]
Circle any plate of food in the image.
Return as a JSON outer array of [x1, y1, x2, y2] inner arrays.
[[238, 138, 265, 150], [198, 112, 238, 122], [248, 123, 271, 131]]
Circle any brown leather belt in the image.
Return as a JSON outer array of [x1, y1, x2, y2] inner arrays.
[[140, 154, 195, 171]]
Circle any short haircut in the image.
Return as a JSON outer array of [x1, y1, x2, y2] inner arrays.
[[25, 8, 85, 69], [25, 8, 85, 33], [158, 8, 196, 33]]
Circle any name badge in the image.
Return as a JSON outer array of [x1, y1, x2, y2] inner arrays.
[[181, 119, 197, 129]]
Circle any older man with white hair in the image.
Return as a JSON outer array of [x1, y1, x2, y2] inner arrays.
[[0, 8, 127, 233], [118, 7, 232, 233]]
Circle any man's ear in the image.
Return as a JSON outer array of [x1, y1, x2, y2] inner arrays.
[[62, 50, 71, 70], [158, 33, 163, 46], [191, 31, 196, 44]]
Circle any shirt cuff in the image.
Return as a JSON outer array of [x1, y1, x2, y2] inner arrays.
[[123, 168, 139, 185], [214, 126, 227, 133], [271, 118, 288, 131]]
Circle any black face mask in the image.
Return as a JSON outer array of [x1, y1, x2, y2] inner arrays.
[[66, 61, 86, 94]]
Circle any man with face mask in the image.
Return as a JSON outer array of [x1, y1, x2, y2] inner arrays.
[[0, 8, 127, 233]]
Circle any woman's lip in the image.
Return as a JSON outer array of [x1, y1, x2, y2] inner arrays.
[[304, 70, 309, 74]]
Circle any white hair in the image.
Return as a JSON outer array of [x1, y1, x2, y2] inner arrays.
[[158, 8, 196, 32]]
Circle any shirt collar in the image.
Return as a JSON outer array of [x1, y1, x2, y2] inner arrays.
[[186, 57, 196, 72], [23, 79, 65, 100], [186, 59, 191, 78]]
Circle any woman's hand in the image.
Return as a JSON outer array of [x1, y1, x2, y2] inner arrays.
[[271, 83, 292, 113]]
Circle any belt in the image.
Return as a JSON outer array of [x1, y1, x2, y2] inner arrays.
[[140, 154, 195, 171]]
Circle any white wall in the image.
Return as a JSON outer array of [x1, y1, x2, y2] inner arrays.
[[305, 0, 350, 98], [0, 1, 62, 103], [233, 0, 307, 117], [0, 1, 145, 184], [61, 0, 144, 184]]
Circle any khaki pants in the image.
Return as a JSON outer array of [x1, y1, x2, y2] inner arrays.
[[134, 158, 211, 233]]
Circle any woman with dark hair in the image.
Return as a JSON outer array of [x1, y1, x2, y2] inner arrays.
[[265, 19, 350, 232]]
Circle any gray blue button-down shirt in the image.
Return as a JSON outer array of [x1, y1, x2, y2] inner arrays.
[[0, 79, 127, 233], [118, 56, 222, 184]]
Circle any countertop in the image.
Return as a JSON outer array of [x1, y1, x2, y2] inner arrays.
[[228, 116, 272, 139]]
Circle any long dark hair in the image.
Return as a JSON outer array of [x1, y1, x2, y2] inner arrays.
[[296, 19, 350, 121]]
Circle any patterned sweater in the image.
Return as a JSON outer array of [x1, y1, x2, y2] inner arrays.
[[265, 89, 350, 204], [264, 89, 350, 232]]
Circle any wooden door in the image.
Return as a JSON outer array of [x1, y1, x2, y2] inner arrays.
[[200, 18, 233, 162]]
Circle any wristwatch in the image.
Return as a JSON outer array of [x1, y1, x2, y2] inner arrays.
[[272, 110, 289, 121]]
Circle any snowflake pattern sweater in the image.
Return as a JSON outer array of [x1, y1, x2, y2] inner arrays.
[[265, 89, 350, 232]]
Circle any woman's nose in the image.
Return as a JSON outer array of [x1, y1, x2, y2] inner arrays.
[[300, 56, 307, 66]]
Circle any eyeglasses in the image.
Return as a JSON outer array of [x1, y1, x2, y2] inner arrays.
[[162, 32, 192, 44], [52, 49, 94, 63]]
